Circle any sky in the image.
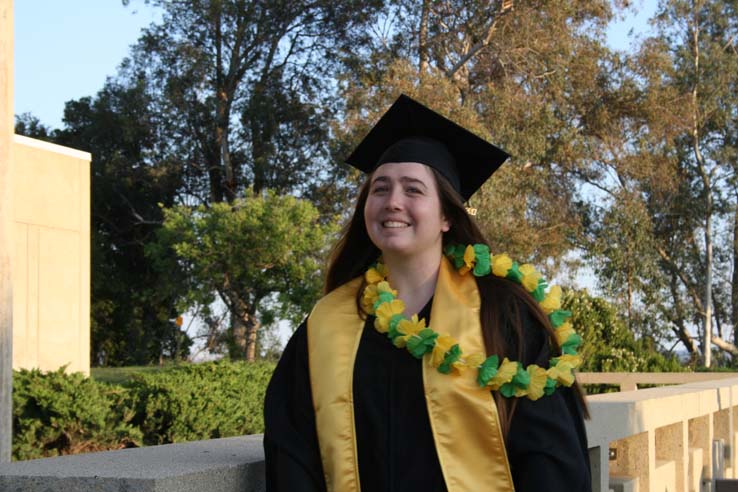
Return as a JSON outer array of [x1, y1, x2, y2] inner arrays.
[[14, 0, 162, 129], [15, 1, 659, 130]]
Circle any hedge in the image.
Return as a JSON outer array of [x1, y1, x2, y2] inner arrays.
[[12, 360, 276, 461]]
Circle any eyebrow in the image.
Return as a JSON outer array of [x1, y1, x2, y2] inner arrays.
[[371, 176, 428, 189]]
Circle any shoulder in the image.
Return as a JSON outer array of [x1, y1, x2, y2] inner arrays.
[[310, 276, 364, 319]]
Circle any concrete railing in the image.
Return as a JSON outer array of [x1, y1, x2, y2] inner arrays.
[[585, 375, 738, 492], [578, 371, 738, 392], [3, 374, 738, 492]]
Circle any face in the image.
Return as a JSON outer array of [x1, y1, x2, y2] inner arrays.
[[364, 162, 450, 260]]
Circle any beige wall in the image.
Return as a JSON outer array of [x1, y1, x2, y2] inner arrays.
[[12, 134, 91, 375]]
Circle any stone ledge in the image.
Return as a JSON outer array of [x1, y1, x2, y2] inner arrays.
[[0, 434, 266, 492]]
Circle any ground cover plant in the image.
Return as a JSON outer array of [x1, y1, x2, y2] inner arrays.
[[12, 360, 275, 461]]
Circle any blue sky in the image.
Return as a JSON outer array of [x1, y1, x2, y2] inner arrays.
[[15, 1, 659, 130], [14, 0, 161, 129]]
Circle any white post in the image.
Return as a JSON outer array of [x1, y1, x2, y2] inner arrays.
[[0, 0, 14, 464]]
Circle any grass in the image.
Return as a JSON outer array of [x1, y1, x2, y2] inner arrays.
[[91, 365, 173, 385]]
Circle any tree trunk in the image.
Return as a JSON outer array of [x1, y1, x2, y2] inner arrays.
[[249, 82, 270, 194], [690, 8, 712, 368], [213, 7, 237, 204], [733, 196, 738, 347], [244, 314, 259, 362], [230, 315, 248, 359], [418, 0, 430, 74]]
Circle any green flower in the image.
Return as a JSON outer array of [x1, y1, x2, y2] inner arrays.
[[530, 278, 548, 302], [472, 244, 491, 276], [512, 363, 530, 389], [438, 344, 462, 374], [406, 329, 439, 358], [499, 382, 516, 398], [544, 377, 557, 395], [506, 262, 523, 284], [477, 354, 500, 387], [561, 333, 582, 355], [444, 243, 467, 270], [549, 309, 572, 328]]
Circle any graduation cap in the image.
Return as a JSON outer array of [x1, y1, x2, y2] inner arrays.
[[345, 94, 510, 201]]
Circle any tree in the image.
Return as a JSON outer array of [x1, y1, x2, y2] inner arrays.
[[123, 0, 383, 208], [335, 0, 618, 275], [576, 0, 738, 366], [563, 289, 683, 374], [148, 191, 338, 361], [52, 80, 191, 366]]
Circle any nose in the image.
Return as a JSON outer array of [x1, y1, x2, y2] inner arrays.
[[384, 186, 403, 211]]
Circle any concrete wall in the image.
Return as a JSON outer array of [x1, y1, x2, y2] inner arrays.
[[11, 135, 91, 375], [0, 0, 15, 465]]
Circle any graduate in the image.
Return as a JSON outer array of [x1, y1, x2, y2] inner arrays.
[[263, 94, 591, 492]]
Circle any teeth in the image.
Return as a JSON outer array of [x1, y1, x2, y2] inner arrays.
[[383, 221, 409, 228]]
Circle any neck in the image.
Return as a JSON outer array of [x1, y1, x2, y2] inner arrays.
[[383, 248, 442, 316]]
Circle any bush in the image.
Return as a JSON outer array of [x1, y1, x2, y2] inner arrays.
[[564, 289, 683, 373], [12, 367, 141, 461], [128, 360, 275, 445], [12, 360, 276, 460]]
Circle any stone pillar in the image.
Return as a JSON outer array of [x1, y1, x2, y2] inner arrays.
[[0, 0, 14, 465]]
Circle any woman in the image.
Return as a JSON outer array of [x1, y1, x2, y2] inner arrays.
[[264, 94, 591, 491]]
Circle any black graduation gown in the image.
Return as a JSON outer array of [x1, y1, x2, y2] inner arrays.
[[263, 300, 592, 492]]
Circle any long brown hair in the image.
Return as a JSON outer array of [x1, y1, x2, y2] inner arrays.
[[325, 167, 588, 437]]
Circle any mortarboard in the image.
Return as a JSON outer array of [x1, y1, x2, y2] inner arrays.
[[345, 94, 510, 201]]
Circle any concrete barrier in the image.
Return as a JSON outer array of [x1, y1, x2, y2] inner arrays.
[[0, 434, 265, 492]]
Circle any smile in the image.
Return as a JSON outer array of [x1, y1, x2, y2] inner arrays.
[[382, 221, 410, 228]]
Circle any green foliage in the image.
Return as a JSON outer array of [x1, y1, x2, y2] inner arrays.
[[12, 368, 141, 461], [13, 361, 276, 460], [563, 289, 683, 373], [49, 80, 191, 367], [91, 365, 172, 385], [128, 361, 274, 444], [149, 190, 338, 359]]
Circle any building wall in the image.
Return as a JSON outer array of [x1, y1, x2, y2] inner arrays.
[[11, 134, 91, 375]]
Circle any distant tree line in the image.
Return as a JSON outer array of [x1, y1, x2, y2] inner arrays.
[[15, 0, 738, 368]]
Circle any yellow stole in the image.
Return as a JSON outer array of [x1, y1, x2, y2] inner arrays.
[[307, 257, 514, 492]]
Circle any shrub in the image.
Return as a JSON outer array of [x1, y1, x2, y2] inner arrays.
[[128, 360, 275, 444], [12, 367, 141, 461], [12, 360, 276, 460]]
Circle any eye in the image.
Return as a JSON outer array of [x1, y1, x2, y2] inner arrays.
[[371, 184, 389, 194], [406, 186, 423, 194]]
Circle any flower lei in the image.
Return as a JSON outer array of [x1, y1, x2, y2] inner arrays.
[[361, 243, 583, 401]]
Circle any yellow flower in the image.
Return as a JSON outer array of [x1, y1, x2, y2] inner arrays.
[[431, 334, 458, 368], [547, 361, 575, 386], [540, 285, 562, 314], [556, 353, 583, 369], [374, 299, 405, 333], [459, 245, 476, 275], [515, 365, 547, 400], [487, 357, 518, 390], [464, 352, 486, 369], [394, 315, 426, 347], [555, 321, 575, 348], [519, 263, 542, 292], [376, 281, 398, 297], [361, 283, 379, 313], [365, 263, 388, 284], [398, 314, 425, 336], [491, 253, 513, 277]]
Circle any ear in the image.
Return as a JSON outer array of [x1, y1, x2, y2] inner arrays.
[[441, 216, 451, 233]]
